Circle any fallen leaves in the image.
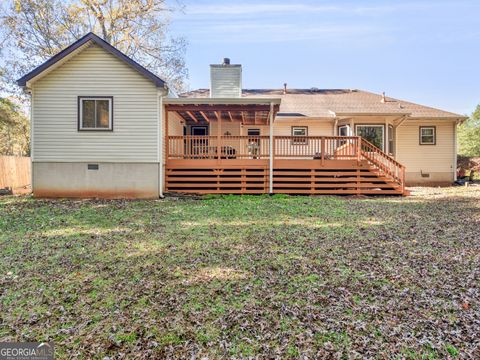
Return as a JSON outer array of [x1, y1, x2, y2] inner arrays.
[[0, 188, 479, 358]]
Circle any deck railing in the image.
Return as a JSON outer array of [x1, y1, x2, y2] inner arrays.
[[168, 135, 270, 159], [167, 135, 405, 192], [167, 135, 364, 160], [273, 136, 360, 160], [360, 138, 405, 190]]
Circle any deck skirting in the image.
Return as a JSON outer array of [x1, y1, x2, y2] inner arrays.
[[165, 159, 404, 195]]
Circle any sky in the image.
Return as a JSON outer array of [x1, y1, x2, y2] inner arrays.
[[170, 0, 480, 115]]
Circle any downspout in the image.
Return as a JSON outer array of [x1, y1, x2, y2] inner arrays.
[[158, 91, 164, 198], [29, 87, 34, 193], [329, 111, 337, 136], [269, 102, 274, 194], [453, 119, 458, 181]]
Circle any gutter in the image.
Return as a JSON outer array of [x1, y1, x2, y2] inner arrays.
[[163, 97, 281, 105]]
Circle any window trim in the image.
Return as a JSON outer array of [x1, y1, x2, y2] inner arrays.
[[419, 126, 436, 145], [78, 96, 113, 131], [190, 126, 209, 136], [338, 125, 351, 136], [291, 126, 308, 145], [247, 128, 261, 136], [355, 124, 385, 151], [388, 124, 394, 155]]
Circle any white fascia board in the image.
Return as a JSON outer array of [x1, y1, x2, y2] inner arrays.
[[164, 97, 282, 105]]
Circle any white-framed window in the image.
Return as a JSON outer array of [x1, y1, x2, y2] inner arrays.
[[355, 124, 385, 151], [338, 125, 351, 136], [291, 126, 308, 144], [419, 126, 436, 145], [78, 97, 113, 131]]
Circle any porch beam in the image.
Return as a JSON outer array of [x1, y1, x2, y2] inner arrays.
[[185, 111, 198, 123], [241, 111, 246, 124], [199, 111, 210, 122], [165, 109, 169, 160], [165, 104, 279, 112], [393, 115, 408, 127]]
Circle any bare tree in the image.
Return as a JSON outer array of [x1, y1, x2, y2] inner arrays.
[[0, 97, 29, 156], [1, 0, 188, 94]]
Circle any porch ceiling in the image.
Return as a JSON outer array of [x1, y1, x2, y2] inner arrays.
[[164, 99, 281, 125]]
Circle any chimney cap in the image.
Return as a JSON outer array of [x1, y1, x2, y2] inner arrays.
[[223, 58, 230, 65]]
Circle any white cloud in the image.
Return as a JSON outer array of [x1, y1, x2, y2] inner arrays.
[[185, 3, 340, 16], [182, 21, 387, 43], [183, 1, 434, 17]]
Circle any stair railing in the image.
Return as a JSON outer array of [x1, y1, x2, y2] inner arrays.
[[359, 137, 406, 193]]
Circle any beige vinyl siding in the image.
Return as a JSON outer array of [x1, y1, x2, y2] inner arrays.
[[168, 112, 184, 136], [396, 120, 455, 173], [211, 121, 242, 136], [241, 125, 268, 136], [273, 119, 333, 136], [32, 44, 159, 162]]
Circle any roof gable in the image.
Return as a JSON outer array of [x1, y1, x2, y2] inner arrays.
[[17, 32, 166, 88]]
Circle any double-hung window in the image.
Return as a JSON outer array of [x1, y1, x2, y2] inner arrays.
[[419, 126, 436, 145], [78, 97, 113, 130]]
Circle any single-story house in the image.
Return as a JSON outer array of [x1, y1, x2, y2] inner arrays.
[[17, 32, 466, 198]]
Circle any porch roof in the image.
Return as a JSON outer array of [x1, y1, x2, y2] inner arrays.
[[164, 97, 281, 125]]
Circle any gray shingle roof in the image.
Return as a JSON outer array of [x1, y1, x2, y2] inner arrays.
[[180, 89, 464, 119], [17, 32, 166, 88]]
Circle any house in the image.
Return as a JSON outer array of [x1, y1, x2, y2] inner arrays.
[[17, 33, 466, 198]]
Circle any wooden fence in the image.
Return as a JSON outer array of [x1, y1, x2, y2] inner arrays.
[[0, 156, 31, 192]]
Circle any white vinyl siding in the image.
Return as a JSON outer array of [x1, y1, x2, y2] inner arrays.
[[32, 44, 159, 162]]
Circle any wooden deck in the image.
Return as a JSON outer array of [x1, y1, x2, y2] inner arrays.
[[165, 136, 406, 195]]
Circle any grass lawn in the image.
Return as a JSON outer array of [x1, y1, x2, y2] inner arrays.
[[1, 187, 479, 358]]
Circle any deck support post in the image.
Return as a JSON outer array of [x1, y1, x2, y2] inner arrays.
[[269, 102, 274, 194], [357, 136, 361, 165], [216, 112, 221, 162], [165, 108, 169, 160], [321, 137, 325, 166]]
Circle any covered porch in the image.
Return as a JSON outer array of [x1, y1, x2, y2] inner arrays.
[[163, 99, 406, 195]]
